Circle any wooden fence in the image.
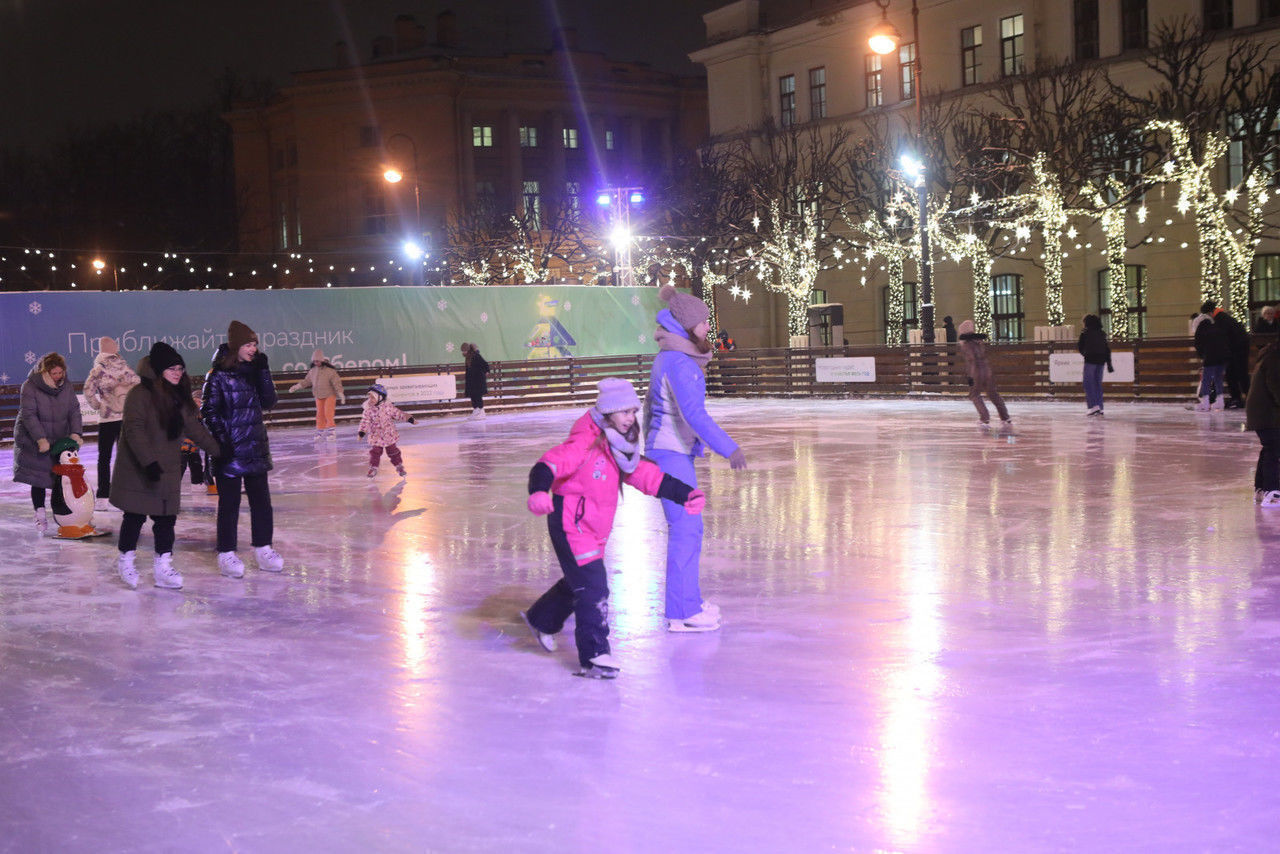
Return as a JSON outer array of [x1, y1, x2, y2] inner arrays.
[[0, 337, 1209, 444]]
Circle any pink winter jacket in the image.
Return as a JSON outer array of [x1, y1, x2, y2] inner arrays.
[[358, 400, 410, 446], [539, 411, 666, 565]]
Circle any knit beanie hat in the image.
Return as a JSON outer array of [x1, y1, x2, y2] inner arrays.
[[595, 378, 640, 414], [99, 336, 119, 355], [659, 285, 710, 331], [958, 320, 976, 335], [312, 349, 325, 363], [227, 320, 257, 351], [149, 341, 185, 374], [368, 383, 388, 401]]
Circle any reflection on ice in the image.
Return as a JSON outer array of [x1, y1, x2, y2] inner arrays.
[[2, 398, 1280, 850]]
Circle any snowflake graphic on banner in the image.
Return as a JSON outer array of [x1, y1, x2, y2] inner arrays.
[[445, 342, 455, 353], [638, 334, 647, 344], [563, 301, 572, 312], [480, 312, 489, 324], [436, 299, 448, 311], [28, 301, 42, 315], [631, 294, 640, 305], [24, 351, 37, 364], [0, 373, 8, 384]]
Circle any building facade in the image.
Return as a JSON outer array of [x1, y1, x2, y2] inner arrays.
[[225, 13, 707, 284], [692, 0, 1280, 347]]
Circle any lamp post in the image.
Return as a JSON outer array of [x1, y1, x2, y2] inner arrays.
[[91, 258, 119, 291], [870, 0, 934, 344], [595, 187, 644, 287], [383, 133, 424, 284]]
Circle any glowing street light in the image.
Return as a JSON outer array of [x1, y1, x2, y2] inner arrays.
[[382, 134, 424, 284], [91, 257, 119, 291], [597, 187, 644, 287]]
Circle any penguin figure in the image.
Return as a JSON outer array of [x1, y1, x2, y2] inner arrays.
[[50, 437, 97, 538]]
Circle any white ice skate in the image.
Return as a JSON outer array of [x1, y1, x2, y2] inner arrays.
[[520, 610, 556, 652], [254, 545, 284, 572], [152, 553, 183, 589], [575, 653, 620, 679], [667, 609, 721, 633], [117, 550, 139, 590], [218, 551, 245, 578]]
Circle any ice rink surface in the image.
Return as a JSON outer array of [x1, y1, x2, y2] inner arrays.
[[3, 397, 1280, 852]]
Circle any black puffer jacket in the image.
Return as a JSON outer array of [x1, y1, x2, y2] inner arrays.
[[201, 344, 278, 477], [1193, 314, 1231, 367], [464, 351, 490, 397], [1077, 316, 1112, 367]]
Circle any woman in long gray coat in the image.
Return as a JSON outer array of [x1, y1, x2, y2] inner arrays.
[[111, 342, 220, 590], [957, 319, 1012, 428], [13, 352, 82, 535]]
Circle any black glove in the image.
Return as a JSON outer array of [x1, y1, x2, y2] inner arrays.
[[358, 431, 366, 439], [250, 351, 269, 370], [144, 461, 163, 482], [1106, 364, 1114, 373], [408, 417, 416, 424]]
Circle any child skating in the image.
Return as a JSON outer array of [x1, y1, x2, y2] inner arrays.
[[520, 378, 706, 678], [358, 383, 415, 478]]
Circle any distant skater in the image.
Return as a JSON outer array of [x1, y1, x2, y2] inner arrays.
[[461, 343, 490, 419], [1078, 314, 1113, 417], [82, 336, 140, 510], [289, 349, 345, 441], [521, 379, 705, 678], [957, 320, 1011, 428], [1192, 305, 1230, 411], [358, 383, 416, 478]]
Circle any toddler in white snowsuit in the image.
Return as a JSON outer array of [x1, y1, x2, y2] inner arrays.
[[358, 383, 415, 478]]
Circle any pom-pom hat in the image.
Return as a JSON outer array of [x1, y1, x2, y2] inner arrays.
[[659, 285, 710, 331], [595, 378, 640, 414]]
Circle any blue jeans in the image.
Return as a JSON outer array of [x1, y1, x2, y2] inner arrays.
[[1199, 364, 1226, 398], [649, 449, 704, 620], [1083, 363, 1105, 411]]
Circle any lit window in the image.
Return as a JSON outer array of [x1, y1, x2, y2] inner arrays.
[[472, 125, 494, 147], [563, 128, 579, 149], [809, 67, 827, 120], [1000, 15, 1024, 77], [779, 74, 797, 127], [990, 273, 1024, 341], [520, 126, 539, 148], [898, 43, 916, 99], [865, 54, 883, 108], [962, 25, 982, 86], [605, 129, 615, 150]]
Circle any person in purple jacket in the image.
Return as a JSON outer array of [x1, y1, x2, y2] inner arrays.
[[643, 286, 747, 632]]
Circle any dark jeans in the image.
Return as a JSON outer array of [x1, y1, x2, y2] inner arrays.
[[469, 393, 484, 410], [525, 495, 610, 666], [1256, 428, 1280, 493], [96, 420, 121, 498], [118, 512, 176, 554], [1083, 363, 1105, 411], [215, 471, 273, 552]]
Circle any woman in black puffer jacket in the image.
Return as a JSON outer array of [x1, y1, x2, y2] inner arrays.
[[201, 320, 284, 578]]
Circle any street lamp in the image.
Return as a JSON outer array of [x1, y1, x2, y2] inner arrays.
[[596, 187, 644, 287], [91, 257, 119, 291], [870, 0, 934, 343], [382, 133, 423, 284]]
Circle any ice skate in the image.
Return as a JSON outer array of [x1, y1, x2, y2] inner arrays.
[[667, 609, 721, 633], [117, 551, 138, 589], [999, 419, 1014, 431], [575, 653, 620, 679], [34, 507, 48, 535], [520, 610, 556, 652], [1086, 406, 1102, 416], [325, 428, 338, 442], [367, 466, 378, 478], [94, 497, 112, 512], [1261, 491, 1280, 508], [218, 551, 245, 578], [152, 553, 183, 589], [396, 465, 407, 478], [254, 545, 284, 572], [1210, 396, 1225, 411]]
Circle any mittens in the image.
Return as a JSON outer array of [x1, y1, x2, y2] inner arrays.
[[684, 489, 706, 515], [527, 491, 554, 515]]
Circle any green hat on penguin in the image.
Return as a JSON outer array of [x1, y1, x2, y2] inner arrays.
[[50, 436, 80, 459]]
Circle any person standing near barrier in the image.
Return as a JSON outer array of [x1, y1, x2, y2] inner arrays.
[[201, 321, 283, 578], [289, 349, 345, 441], [14, 352, 83, 535], [82, 336, 140, 511], [1246, 331, 1280, 507], [644, 285, 746, 633], [111, 342, 221, 589], [1192, 305, 1230, 411], [1078, 314, 1113, 417], [462, 343, 490, 419], [957, 320, 1012, 429]]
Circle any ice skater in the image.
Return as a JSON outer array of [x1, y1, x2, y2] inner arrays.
[[111, 342, 221, 590], [13, 352, 83, 535], [357, 383, 415, 478], [645, 285, 746, 632], [957, 319, 1011, 428], [461, 343, 490, 419], [1247, 331, 1280, 507], [82, 336, 140, 511], [1078, 314, 1113, 416], [289, 349, 346, 440], [521, 378, 706, 678], [1192, 304, 1230, 411], [202, 320, 284, 578]]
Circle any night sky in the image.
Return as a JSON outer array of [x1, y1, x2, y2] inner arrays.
[[0, 0, 721, 149]]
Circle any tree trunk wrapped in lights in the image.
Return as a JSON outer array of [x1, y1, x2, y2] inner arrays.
[[1097, 195, 1130, 340], [750, 201, 821, 340]]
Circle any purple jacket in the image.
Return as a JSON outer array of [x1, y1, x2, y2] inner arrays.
[[643, 309, 738, 459]]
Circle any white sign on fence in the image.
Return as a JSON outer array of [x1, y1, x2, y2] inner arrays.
[[376, 373, 458, 402], [815, 356, 877, 383], [1048, 351, 1135, 383]]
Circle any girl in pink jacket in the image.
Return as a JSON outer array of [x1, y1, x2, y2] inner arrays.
[[520, 378, 705, 678], [357, 383, 415, 478]]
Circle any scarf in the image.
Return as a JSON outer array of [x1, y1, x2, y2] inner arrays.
[[654, 327, 713, 368], [589, 409, 641, 474]]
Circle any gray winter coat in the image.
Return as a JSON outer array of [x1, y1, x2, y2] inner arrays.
[[110, 358, 220, 517], [13, 368, 83, 489]]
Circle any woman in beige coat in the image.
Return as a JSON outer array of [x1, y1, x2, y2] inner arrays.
[[111, 342, 220, 590], [289, 349, 345, 440]]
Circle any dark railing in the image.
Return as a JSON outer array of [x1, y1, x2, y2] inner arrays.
[[0, 338, 1207, 444]]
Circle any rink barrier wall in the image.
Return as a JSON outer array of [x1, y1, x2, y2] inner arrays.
[[0, 337, 1236, 444]]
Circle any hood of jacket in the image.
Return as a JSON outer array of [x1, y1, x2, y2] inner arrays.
[[26, 367, 64, 394]]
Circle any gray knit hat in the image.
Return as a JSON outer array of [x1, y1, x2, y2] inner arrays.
[[595, 378, 641, 414], [659, 285, 710, 331]]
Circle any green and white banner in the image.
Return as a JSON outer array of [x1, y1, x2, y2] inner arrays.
[[0, 286, 665, 383]]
